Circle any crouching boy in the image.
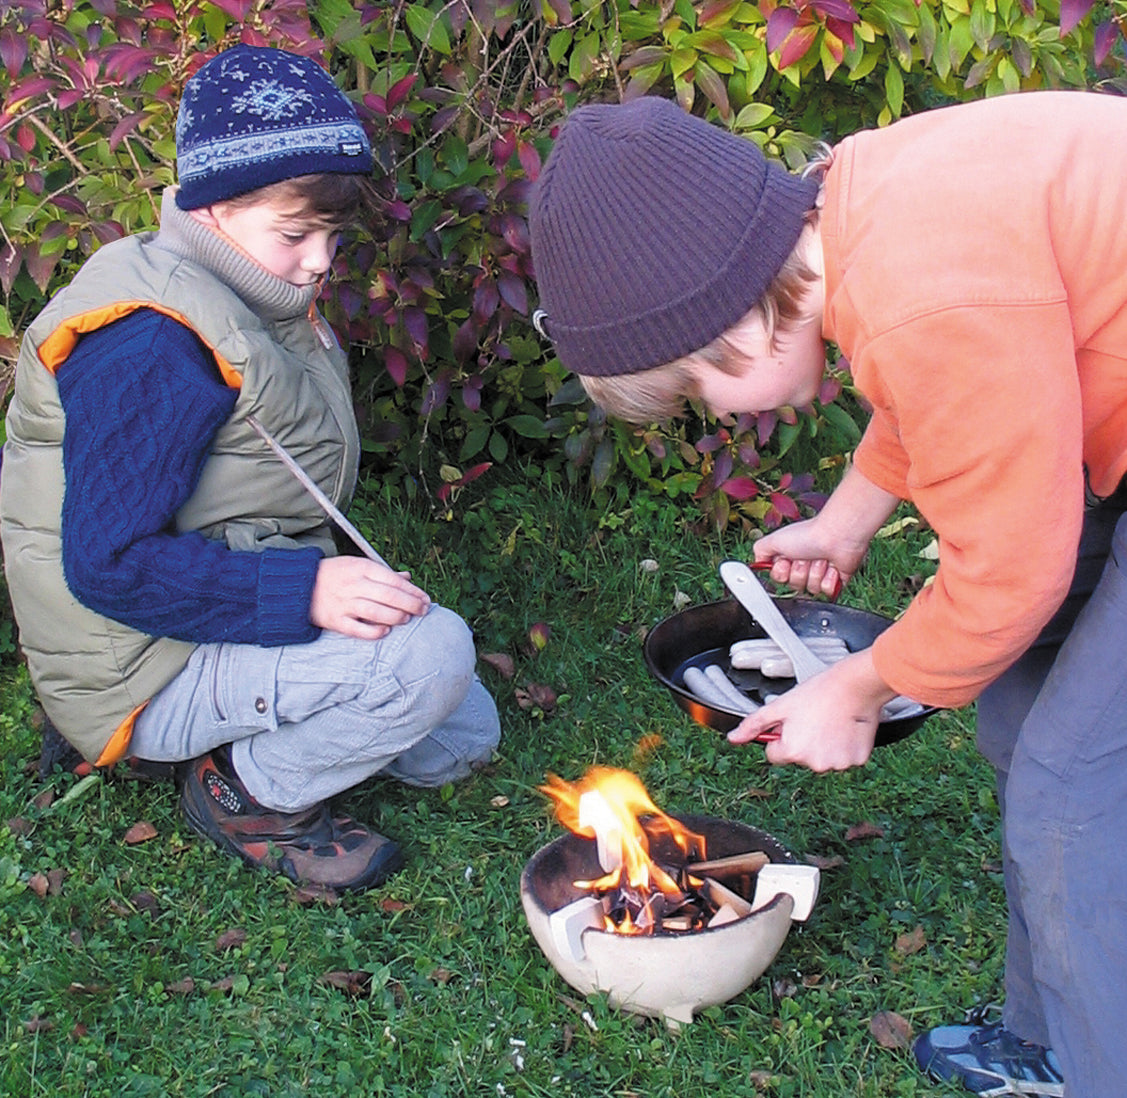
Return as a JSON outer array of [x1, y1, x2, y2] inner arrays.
[[1, 45, 500, 893]]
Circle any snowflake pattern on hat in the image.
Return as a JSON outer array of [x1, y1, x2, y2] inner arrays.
[[174, 44, 372, 210]]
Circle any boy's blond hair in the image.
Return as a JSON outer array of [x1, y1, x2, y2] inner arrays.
[[581, 224, 821, 424]]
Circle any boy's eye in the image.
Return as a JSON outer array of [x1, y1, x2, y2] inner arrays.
[[280, 232, 306, 244]]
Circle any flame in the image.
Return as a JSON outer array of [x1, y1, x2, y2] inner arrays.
[[539, 767, 706, 930]]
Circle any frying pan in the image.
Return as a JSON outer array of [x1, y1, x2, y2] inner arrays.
[[643, 597, 938, 747]]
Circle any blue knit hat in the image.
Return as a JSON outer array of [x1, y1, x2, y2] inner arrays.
[[175, 45, 372, 210], [529, 97, 819, 377]]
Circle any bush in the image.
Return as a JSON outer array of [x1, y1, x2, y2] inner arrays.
[[1, 0, 1122, 529]]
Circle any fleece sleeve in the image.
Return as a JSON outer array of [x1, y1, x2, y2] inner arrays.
[[56, 309, 322, 646], [855, 300, 1084, 709]]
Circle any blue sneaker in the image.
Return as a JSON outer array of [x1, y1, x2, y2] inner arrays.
[[912, 1015, 1065, 1097]]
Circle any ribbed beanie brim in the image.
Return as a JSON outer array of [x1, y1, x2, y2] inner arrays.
[[528, 97, 819, 377]]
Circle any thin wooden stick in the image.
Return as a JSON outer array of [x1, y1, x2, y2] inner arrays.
[[246, 415, 388, 567]]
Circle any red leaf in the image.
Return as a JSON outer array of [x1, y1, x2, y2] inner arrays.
[[386, 73, 417, 110], [778, 23, 819, 68], [384, 346, 408, 387], [1094, 19, 1120, 64], [766, 7, 799, 52], [497, 272, 527, 314], [1060, 0, 1096, 34], [402, 306, 429, 350], [461, 462, 492, 485], [109, 112, 145, 151], [810, 0, 859, 22], [517, 139, 541, 181], [473, 279, 500, 322], [5, 75, 56, 108], [0, 29, 28, 78], [720, 476, 759, 500]]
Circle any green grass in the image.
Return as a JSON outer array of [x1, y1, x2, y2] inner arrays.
[[0, 467, 1004, 1096]]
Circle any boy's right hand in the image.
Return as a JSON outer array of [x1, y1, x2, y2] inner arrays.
[[309, 556, 431, 640]]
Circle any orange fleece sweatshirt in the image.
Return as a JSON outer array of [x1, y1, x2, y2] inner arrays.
[[820, 90, 1127, 709]]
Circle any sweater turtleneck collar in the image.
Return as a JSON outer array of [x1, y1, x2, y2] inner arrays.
[[154, 188, 321, 322]]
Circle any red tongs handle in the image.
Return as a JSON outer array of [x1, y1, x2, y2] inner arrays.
[[748, 561, 843, 601]]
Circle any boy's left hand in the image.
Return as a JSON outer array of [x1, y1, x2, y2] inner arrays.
[[727, 650, 893, 771], [310, 556, 431, 640]]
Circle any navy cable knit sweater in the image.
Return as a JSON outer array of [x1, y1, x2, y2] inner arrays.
[[56, 308, 322, 646]]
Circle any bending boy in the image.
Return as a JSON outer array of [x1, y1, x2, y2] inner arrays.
[[1, 46, 500, 893], [529, 94, 1127, 1098]]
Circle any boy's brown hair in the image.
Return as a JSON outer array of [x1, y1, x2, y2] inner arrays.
[[222, 173, 381, 230]]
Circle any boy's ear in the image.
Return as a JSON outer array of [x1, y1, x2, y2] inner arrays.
[[187, 203, 222, 228]]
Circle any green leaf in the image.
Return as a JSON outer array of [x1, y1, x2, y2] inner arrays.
[[884, 62, 904, 116], [504, 414, 550, 439], [735, 101, 776, 128], [569, 32, 601, 83], [406, 4, 451, 54], [548, 28, 574, 66]]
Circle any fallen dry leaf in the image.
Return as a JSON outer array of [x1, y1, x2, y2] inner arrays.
[[380, 898, 408, 913], [870, 1010, 913, 1050], [211, 975, 236, 992], [32, 788, 55, 810], [165, 978, 196, 995], [428, 966, 455, 985], [514, 682, 557, 712], [123, 820, 158, 845], [480, 652, 515, 679], [291, 884, 339, 905], [740, 786, 772, 800], [772, 977, 798, 1001], [27, 872, 50, 899], [24, 1015, 54, 1033], [806, 853, 845, 870], [490, 794, 510, 808], [46, 868, 66, 895], [895, 925, 927, 957], [214, 928, 246, 952], [66, 982, 108, 996], [70, 1023, 89, 1040], [131, 891, 160, 915], [845, 821, 885, 842], [632, 733, 664, 762], [108, 899, 132, 917], [319, 970, 371, 997], [6, 816, 32, 836]]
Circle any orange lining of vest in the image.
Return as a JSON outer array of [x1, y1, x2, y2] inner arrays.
[[37, 302, 243, 390], [94, 702, 148, 768]]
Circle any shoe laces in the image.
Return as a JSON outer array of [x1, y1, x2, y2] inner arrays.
[[964, 1023, 1065, 1098]]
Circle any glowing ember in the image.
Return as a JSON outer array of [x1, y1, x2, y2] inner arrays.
[[539, 767, 708, 934]]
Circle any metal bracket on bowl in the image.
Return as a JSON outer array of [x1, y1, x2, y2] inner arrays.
[[752, 864, 820, 921]]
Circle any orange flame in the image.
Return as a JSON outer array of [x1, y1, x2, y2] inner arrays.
[[539, 767, 706, 912]]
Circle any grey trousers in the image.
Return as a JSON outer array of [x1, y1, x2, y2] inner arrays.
[[977, 493, 1127, 1098], [130, 605, 500, 813]]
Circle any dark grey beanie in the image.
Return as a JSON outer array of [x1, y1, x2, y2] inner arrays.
[[528, 97, 819, 377]]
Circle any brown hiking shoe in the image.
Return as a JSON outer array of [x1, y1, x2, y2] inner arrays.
[[179, 747, 403, 892]]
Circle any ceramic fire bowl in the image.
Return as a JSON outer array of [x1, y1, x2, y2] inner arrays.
[[520, 815, 813, 1027]]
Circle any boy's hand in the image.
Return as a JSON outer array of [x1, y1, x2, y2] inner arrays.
[[310, 556, 431, 640], [728, 650, 895, 771], [753, 515, 867, 599]]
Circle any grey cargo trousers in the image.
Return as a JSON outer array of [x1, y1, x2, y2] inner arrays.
[[130, 604, 500, 813]]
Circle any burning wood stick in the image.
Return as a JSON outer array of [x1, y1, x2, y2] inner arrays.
[[686, 850, 770, 879]]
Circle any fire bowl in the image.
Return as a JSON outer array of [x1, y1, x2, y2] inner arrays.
[[644, 597, 939, 746], [520, 815, 806, 1027]]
